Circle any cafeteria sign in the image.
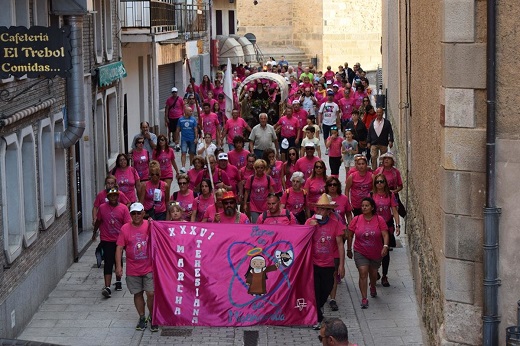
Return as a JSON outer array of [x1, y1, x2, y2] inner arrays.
[[0, 26, 71, 79]]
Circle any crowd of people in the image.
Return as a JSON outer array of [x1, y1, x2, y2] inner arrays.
[[91, 59, 404, 338]]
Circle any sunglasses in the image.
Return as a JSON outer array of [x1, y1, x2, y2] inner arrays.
[[327, 183, 338, 187], [178, 182, 188, 185], [315, 166, 324, 169], [289, 153, 297, 156], [130, 211, 141, 215], [136, 141, 144, 144], [305, 147, 315, 150], [375, 180, 386, 184], [223, 201, 235, 205], [159, 138, 166, 141]]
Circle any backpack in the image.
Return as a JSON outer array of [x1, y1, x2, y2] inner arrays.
[[260, 209, 291, 224], [285, 188, 307, 207]]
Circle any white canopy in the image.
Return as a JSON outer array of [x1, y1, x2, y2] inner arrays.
[[230, 35, 256, 63], [217, 36, 244, 65], [237, 72, 289, 102]]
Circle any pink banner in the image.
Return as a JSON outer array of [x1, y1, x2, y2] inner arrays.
[[151, 222, 317, 327]]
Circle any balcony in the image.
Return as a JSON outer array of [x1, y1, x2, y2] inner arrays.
[[120, 0, 208, 41]]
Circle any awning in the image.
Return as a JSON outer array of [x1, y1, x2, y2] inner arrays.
[[217, 36, 244, 65], [97, 61, 127, 87], [237, 72, 289, 102], [230, 35, 256, 63]]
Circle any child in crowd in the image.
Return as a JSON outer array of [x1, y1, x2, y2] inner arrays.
[[325, 126, 343, 178], [342, 129, 359, 168], [167, 202, 186, 222], [197, 133, 217, 159], [301, 126, 321, 158]]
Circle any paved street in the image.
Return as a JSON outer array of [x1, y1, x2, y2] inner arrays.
[[18, 129, 427, 346]]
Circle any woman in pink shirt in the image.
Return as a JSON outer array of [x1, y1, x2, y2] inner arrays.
[[263, 148, 284, 194], [153, 134, 179, 199], [347, 197, 389, 309], [111, 153, 141, 203], [374, 152, 405, 217], [243, 159, 274, 223], [325, 126, 343, 178], [304, 160, 328, 214], [199, 75, 213, 100], [372, 174, 400, 287], [283, 147, 299, 189], [138, 160, 168, 220], [192, 179, 215, 222], [131, 136, 150, 182], [345, 155, 373, 216], [187, 156, 204, 191], [280, 171, 309, 224], [170, 174, 196, 221]]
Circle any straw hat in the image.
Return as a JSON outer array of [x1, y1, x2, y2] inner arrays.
[[379, 152, 395, 163], [314, 193, 337, 209]]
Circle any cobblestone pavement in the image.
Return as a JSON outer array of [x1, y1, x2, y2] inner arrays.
[[18, 130, 426, 346]]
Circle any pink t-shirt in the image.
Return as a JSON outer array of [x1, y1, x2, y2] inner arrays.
[[349, 214, 388, 260], [194, 194, 215, 222], [201, 112, 220, 139], [187, 168, 203, 191], [97, 203, 131, 242], [224, 117, 248, 143], [294, 156, 321, 181], [204, 207, 250, 224], [324, 70, 335, 81], [353, 91, 366, 109], [117, 220, 153, 276], [373, 192, 398, 224], [93, 190, 130, 208], [228, 149, 250, 170], [283, 162, 298, 188], [153, 148, 176, 180], [132, 149, 150, 181], [327, 136, 343, 157], [114, 167, 140, 203], [256, 209, 297, 225], [339, 97, 355, 120], [172, 190, 196, 221], [194, 168, 230, 188], [277, 116, 300, 138], [269, 161, 284, 193], [142, 180, 167, 213], [280, 188, 307, 215], [246, 174, 271, 212], [348, 171, 373, 209], [374, 167, 403, 191], [331, 194, 352, 224], [304, 177, 327, 212], [293, 108, 309, 137], [306, 215, 344, 267], [222, 164, 240, 190], [166, 95, 185, 119], [240, 166, 255, 183]]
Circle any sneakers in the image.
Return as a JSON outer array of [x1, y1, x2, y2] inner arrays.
[[114, 281, 122, 291], [179, 167, 186, 174], [145, 316, 159, 332], [381, 276, 390, 287], [370, 285, 377, 298], [361, 298, 369, 309], [102, 286, 111, 298], [312, 322, 321, 330], [175, 145, 181, 152], [136, 316, 147, 331], [329, 299, 339, 311]]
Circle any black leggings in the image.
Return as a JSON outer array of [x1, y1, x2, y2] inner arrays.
[[100, 241, 122, 276], [329, 156, 342, 175], [314, 265, 335, 322]]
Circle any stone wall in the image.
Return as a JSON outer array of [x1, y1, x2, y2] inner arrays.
[[237, 0, 382, 71]]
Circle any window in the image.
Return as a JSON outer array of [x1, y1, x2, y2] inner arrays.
[[33, 0, 49, 26], [106, 88, 119, 160], [215, 10, 222, 35], [19, 126, 39, 247], [15, 0, 30, 27], [104, 0, 113, 61], [228, 10, 235, 35], [38, 118, 56, 229], [0, 1, 15, 27], [1, 133, 23, 263], [95, 95, 108, 182], [53, 112, 67, 217], [93, 0, 103, 63]]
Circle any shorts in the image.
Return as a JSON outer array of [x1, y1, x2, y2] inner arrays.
[[353, 251, 382, 269], [343, 157, 355, 168], [100, 241, 121, 276], [126, 272, 154, 294], [181, 140, 196, 154], [168, 118, 180, 133]]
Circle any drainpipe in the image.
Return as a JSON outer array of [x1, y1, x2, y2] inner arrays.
[[482, 0, 500, 343], [55, 15, 86, 149]]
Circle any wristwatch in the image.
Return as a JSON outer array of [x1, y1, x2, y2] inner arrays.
[[383, 244, 389, 248]]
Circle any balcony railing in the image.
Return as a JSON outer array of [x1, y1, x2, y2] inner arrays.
[[120, 0, 208, 37]]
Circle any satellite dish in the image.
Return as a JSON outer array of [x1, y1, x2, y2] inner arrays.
[[244, 33, 256, 45]]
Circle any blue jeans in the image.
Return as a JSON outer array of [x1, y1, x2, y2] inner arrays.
[[254, 149, 264, 159], [181, 140, 196, 154]]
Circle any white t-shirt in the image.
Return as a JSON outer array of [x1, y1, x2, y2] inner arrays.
[[319, 102, 340, 126]]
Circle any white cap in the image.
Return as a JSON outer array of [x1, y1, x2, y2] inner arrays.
[[292, 99, 300, 105], [218, 153, 228, 161], [130, 202, 144, 213], [171, 87, 178, 92], [326, 80, 332, 85]]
